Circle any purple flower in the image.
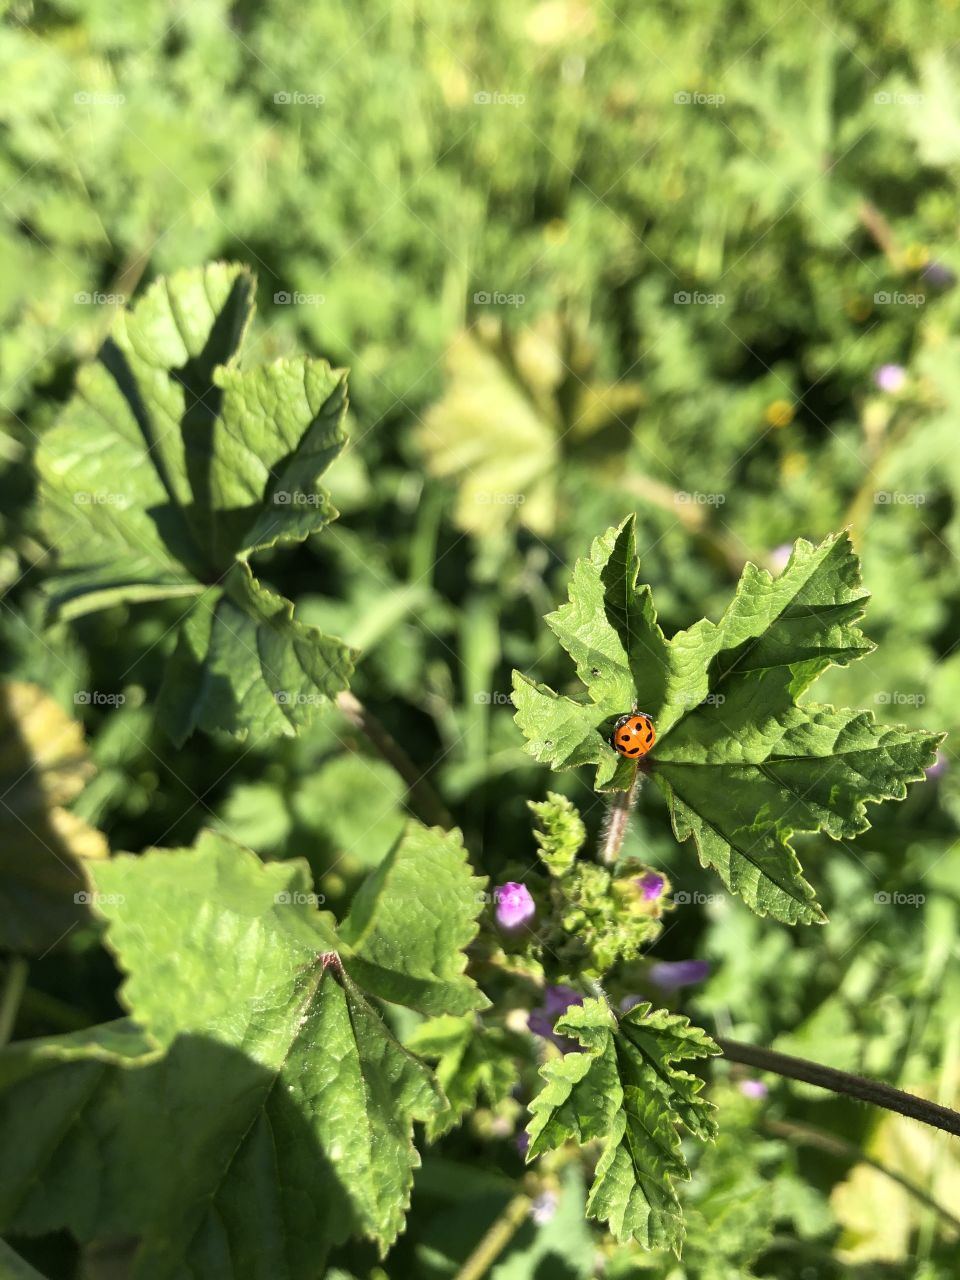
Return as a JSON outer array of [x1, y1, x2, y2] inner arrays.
[[516, 1130, 530, 1157], [770, 543, 793, 574], [921, 261, 956, 290], [620, 994, 645, 1013], [528, 984, 584, 1052], [495, 882, 535, 930], [873, 364, 907, 394], [926, 749, 948, 780], [647, 959, 711, 991], [530, 1190, 558, 1225], [637, 871, 665, 900], [739, 1078, 769, 1099]]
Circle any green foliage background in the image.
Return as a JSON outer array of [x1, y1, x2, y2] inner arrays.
[[2, 0, 960, 1276]]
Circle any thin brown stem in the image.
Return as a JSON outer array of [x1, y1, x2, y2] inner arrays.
[[717, 1037, 960, 1139], [598, 763, 642, 865], [335, 690, 453, 830]]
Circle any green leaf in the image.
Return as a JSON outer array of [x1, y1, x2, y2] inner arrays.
[[338, 823, 489, 1016], [526, 998, 719, 1255], [36, 263, 355, 744], [0, 681, 108, 953], [0, 826, 487, 1268], [513, 518, 943, 923], [404, 1014, 521, 1139], [528, 791, 586, 876]]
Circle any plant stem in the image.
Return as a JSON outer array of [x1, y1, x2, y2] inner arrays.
[[335, 690, 454, 830], [716, 1037, 960, 1139], [763, 1117, 960, 1235], [452, 1192, 532, 1280], [598, 763, 642, 865], [0, 958, 28, 1048]]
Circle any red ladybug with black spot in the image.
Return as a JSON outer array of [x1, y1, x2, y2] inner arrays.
[[610, 712, 656, 759]]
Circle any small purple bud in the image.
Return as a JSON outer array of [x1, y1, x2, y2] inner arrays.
[[637, 871, 665, 900], [921, 261, 956, 290], [770, 543, 793, 573], [648, 959, 711, 990], [495, 882, 535, 930], [530, 1190, 558, 1225], [926, 749, 948, 779], [739, 1078, 769, 1099], [620, 994, 645, 1013], [873, 364, 907, 394], [516, 1130, 530, 1157]]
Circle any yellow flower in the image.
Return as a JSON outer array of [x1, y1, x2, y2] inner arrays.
[[781, 450, 808, 479], [902, 243, 929, 271], [544, 218, 569, 246], [765, 399, 795, 429], [845, 296, 873, 322]]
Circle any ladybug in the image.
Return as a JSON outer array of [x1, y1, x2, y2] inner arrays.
[[610, 712, 656, 759]]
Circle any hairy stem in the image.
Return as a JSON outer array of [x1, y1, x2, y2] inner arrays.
[[0, 958, 28, 1049], [453, 1192, 532, 1280], [598, 763, 642, 865], [763, 1117, 960, 1234], [335, 690, 453, 830], [717, 1037, 960, 1139]]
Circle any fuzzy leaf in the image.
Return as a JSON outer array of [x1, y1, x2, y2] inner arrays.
[[0, 825, 487, 1269], [338, 822, 489, 1016], [36, 263, 355, 744], [513, 518, 943, 923], [526, 998, 719, 1254], [404, 1014, 521, 1139]]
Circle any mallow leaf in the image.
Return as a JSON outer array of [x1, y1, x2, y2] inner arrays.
[[526, 998, 719, 1255], [36, 262, 355, 744], [0, 825, 487, 1271], [513, 517, 943, 924], [404, 1014, 522, 1139]]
